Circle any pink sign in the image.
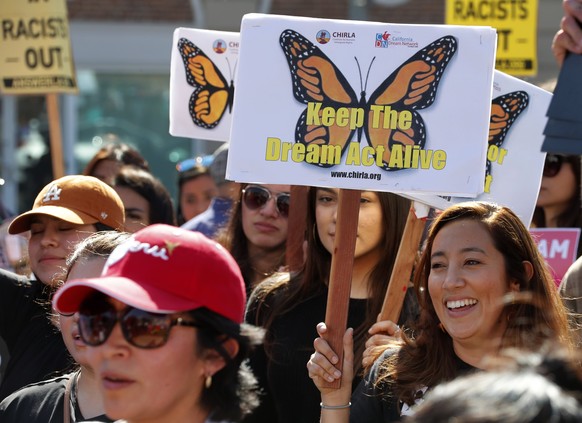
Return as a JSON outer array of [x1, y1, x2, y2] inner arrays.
[[529, 228, 581, 288]]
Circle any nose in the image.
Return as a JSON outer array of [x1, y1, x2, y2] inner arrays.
[[442, 264, 465, 290], [98, 322, 131, 359], [39, 227, 59, 248], [259, 196, 280, 218]]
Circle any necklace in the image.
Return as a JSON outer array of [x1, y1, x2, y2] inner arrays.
[[250, 265, 275, 277]]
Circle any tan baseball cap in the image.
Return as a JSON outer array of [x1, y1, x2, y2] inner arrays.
[[8, 175, 125, 234]]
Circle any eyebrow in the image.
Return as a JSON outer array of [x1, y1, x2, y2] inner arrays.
[[431, 247, 487, 259], [316, 187, 336, 194], [125, 207, 146, 214]]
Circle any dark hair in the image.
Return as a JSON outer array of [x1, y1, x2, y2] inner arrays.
[[190, 307, 264, 421], [532, 155, 582, 255], [378, 201, 574, 406], [176, 165, 216, 225], [215, 183, 286, 292], [249, 187, 411, 375], [113, 166, 177, 227], [409, 347, 582, 422], [83, 142, 149, 177]]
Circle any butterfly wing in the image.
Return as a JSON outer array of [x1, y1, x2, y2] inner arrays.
[[280, 30, 360, 167], [177, 38, 232, 129], [485, 90, 529, 176], [365, 36, 458, 171]]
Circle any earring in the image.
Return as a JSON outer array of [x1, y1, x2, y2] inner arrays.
[[312, 223, 317, 240], [205, 375, 212, 389], [438, 323, 446, 333]]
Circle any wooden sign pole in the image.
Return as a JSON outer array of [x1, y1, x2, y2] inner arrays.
[[286, 185, 309, 272], [379, 204, 428, 322], [322, 188, 361, 389], [46, 93, 65, 179]]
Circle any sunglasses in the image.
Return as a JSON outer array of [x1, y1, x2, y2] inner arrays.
[[242, 185, 291, 218], [543, 154, 565, 178], [77, 293, 199, 349]]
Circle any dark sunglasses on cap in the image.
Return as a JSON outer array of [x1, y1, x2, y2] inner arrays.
[[76, 293, 199, 349], [242, 185, 290, 218], [543, 154, 565, 178]]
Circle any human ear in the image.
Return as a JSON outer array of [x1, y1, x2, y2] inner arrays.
[[510, 261, 533, 292], [202, 338, 239, 376]]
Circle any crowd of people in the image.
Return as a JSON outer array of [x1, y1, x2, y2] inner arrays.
[[0, 2, 580, 422]]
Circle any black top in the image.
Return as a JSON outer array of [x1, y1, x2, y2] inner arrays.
[[0, 269, 72, 401], [350, 349, 476, 422], [0, 372, 112, 422], [244, 288, 367, 423]]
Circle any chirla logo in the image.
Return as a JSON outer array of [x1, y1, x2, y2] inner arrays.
[[42, 184, 62, 202], [213, 39, 227, 54], [316, 30, 330, 44]]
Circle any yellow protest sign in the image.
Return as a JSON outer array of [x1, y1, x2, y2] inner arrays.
[[445, 0, 538, 77], [0, 0, 77, 94]]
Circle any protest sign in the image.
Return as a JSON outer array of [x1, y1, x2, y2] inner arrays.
[[0, 0, 77, 95], [407, 71, 551, 227], [445, 0, 538, 77], [228, 13, 496, 197], [0, 0, 77, 178], [530, 228, 581, 288], [169, 28, 239, 142]]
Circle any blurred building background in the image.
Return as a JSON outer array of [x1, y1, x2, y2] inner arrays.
[[0, 0, 564, 215]]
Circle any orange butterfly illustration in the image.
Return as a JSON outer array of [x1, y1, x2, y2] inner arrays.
[[177, 38, 235, 129], [486, 91, 529, 178], [279, 30, 457, 170]]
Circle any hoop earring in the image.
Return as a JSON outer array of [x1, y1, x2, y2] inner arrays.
[[205, 375, 212, 389], [312, 223, 318, 241]]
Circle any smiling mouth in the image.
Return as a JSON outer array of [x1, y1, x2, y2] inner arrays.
[[446, 299, 477, 310]]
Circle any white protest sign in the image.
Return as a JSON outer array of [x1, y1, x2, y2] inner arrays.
[[227, 13, 496, 195], [408, 71, 551, 226], [169, 28, 239, 142]]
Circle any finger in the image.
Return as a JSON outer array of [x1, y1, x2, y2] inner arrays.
[[564, 0, 582, 23], [316, 322, 328, 336], [341, 328, 355, 385], [365, 334, 394, 349], [368, 319, 400, 336], [313, 336, 339, 365], [562, 15, 582, 50], [307, 352, 341, 383]]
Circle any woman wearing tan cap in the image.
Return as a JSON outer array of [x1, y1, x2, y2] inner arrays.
[[0, 175, 125, 401]]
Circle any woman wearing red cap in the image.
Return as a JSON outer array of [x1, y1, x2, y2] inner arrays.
[[52, 224, 263, 423]]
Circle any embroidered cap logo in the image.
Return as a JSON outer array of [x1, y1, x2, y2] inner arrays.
[[102, 238, 178, 274], [42, 184, 62, 203]]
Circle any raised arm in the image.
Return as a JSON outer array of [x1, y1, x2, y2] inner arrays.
[[552, 0, 582, 65]]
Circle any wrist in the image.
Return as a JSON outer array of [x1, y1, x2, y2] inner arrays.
[[320, 401, 351, 410]]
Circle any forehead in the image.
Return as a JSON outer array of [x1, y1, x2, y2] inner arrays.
[[433, 219, 494, 251], [260, 184, 290, 193]]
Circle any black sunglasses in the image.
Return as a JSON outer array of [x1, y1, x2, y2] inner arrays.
[[242, 185, 290, 217], [77, 293, 199, 349], [543, 154, 565, 178]]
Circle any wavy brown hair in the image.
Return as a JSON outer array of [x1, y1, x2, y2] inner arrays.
[[377, 201, 574, 406]]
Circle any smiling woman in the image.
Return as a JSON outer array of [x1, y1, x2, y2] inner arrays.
[[308, 201, 575, 423]]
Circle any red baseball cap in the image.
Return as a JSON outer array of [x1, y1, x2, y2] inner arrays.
[[53, 224, 246, 324]]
